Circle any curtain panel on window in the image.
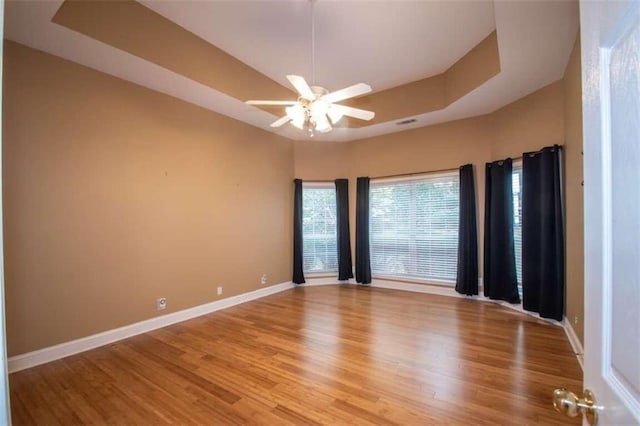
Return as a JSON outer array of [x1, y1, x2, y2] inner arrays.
[[292, 179, 305, 284], [355, 177, 372, 284], [522, 146, 564, 321], [335, 179, 353, 280], [484, 159, 520, 303], [456, 164, 479, 295]]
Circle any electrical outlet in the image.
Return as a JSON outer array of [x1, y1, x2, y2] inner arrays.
[[261, 274, 268, 285], [574, 315, 578, 325], [157, 297, 167, 311], [217, 286, 223, 296]]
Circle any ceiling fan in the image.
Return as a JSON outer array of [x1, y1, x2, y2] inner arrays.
[[245, 0, 375, 135], [246, 76, 375, 134]]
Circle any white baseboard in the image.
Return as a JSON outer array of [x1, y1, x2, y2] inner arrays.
[[372, 278, 564, 326], [302, 277, 463, 300], [563, 319, 584, 370], [475, 297, 564, 327], [9, 276, 581, 374], [370, 278, 462, 298], [8, 281, 294, 373]]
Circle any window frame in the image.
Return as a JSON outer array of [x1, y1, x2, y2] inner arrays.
[[301, 181, 338, 276], [369, 170, 460, 286]]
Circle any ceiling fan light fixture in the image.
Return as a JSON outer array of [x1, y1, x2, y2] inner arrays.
[[310, 100, 332, 132], [291, 117, 306, 130], [327, 105, 344, 125], [313, 114, 332, 133], [286, 104, 305, 122], [310, 100, 328, 118]]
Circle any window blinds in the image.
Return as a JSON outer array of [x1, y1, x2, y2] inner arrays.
[[302, 184, 338, 273], [512, 166, 523, 284], [369, 172, 460, 282]]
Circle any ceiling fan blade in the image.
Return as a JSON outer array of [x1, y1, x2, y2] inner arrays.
[[321, 83, 372, 104], [287, 75, 315, 100], [330, 104, 375, 121], [246, 100, 297, 106], [270, 116, 291, 128]]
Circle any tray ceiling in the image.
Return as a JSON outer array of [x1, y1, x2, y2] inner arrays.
[[4, 0, 579, 142]]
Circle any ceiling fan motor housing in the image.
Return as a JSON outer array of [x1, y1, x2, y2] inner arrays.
[[310, 86, 329, 99]]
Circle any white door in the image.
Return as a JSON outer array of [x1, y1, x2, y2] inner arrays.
[[0, 0, 11, 423], [582, 0, 640, 424]]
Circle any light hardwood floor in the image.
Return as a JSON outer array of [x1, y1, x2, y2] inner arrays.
[[10, 285, 582, 425]]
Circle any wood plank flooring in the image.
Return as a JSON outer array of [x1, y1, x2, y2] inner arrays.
[[10, 286, 583, 425]]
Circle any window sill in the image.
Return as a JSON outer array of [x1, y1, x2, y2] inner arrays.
[[372, 274, 455, 287], [304, 272, 338, 279]]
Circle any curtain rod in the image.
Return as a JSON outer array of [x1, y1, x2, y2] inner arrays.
[[511, 144, 565, 161], [490, 144, 564, 163], [293, 179, 335, 183], [371, 167, 459, 180], [295, 144, 564, 182]]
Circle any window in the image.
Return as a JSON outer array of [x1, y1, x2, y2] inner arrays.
[[302, 184, 337, 273], [369, 172, 460, 282], [512, 164, 523, 286]]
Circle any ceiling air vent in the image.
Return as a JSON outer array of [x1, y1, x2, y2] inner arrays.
[[396, 118, 417, 125]]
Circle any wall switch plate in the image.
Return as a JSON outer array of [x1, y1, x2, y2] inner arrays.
[[261, 274, 268, 285], [217, 286, 223, 296], [157, 297, 167, 311]]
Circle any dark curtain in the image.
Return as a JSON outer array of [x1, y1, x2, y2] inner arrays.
[[292, 179, 305, 284], [484, 159, 520, 303], [522, 146, 564, 321], [456, 164, 478, 295], [335, 179, 353, 281], [355, 177, 372, 284]]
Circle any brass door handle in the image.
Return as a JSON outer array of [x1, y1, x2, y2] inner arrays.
[[553, 388, 599, 425]]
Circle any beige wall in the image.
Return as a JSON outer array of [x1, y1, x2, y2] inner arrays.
[[3, 41, 294, 356], [3, 36, 585, 356], [294, 39, 584, 344], [563, 37, 584, 343], [293, 141, 351, 180], [490, 81, 565, 159]]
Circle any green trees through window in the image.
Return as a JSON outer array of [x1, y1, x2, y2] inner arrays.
[[370, 173, 460, 282], [512, 166, 523, 287], [302, 185, 338, 273], [300, 168, 521, 283]]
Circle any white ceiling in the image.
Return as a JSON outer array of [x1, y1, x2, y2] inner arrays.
[[4, 0, 579, 142], [139, 0, 497, 92]]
